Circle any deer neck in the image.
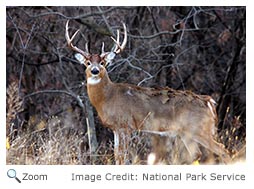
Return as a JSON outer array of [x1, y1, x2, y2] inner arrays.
[[87, 72, 113, 114]]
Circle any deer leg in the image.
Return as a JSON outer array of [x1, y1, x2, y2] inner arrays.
[[113, 131, 121, 165], [151, 135, 168, 164], [121, 130, 131, 164], [180, 135, 201, 163], [113, 129, 130, 165], [193, 135, 231, 164]]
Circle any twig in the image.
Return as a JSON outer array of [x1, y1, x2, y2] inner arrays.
[[23, 89, 84, 108], [7, 12, 36, 96]]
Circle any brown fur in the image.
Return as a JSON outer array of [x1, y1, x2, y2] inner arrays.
[[86, 64, 230, 164]]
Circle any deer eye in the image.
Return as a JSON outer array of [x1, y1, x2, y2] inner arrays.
[[100, 61, 105, 66], [86, 61, 92, 66]]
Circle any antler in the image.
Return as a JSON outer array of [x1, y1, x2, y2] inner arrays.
[[111, 23, 127, 54], [65, 20, 90, 58]]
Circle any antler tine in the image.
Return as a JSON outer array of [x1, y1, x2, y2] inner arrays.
[[85, 42, 89, 54], [65, 20, 90, 58], [111, 23, 127, 54], [121, 23, 128, 51], [101, 42, 105, 54], [111, 30, 119, 53]]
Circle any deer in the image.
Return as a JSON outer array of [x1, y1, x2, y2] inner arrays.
[[65, 20, 231, 165]]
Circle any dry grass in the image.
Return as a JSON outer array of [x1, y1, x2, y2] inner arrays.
[[6, 81, 23, 137], [6, 122, 148, 165], [6, 121, 245, 165]]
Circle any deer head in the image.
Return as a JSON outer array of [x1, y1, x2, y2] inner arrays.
[[65, 20, 127, 86]]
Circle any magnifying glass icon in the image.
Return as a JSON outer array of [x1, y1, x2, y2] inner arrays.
[[7, 169, 21, 183]]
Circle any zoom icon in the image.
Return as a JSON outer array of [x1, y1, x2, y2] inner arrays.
[[7, 169, 21, 183]]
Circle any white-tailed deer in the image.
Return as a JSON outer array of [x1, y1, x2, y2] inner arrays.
[[65, 20, 231, 164]]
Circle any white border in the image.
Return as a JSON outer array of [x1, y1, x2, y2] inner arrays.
[[1, 1, 253, 188]]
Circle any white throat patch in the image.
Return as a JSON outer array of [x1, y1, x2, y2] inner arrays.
[[87, 76, 101, 85]]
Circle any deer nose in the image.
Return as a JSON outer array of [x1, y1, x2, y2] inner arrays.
[[91, 67, 100, 75]]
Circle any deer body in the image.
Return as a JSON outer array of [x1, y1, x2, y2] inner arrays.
[[88, 76, 213, 134], [65, 20, 230, 164], [87, 70, 227, 163]]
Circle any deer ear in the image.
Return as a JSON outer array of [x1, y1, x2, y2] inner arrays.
[[74, 53, 85, 64], [104, 52, 116, 66]]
